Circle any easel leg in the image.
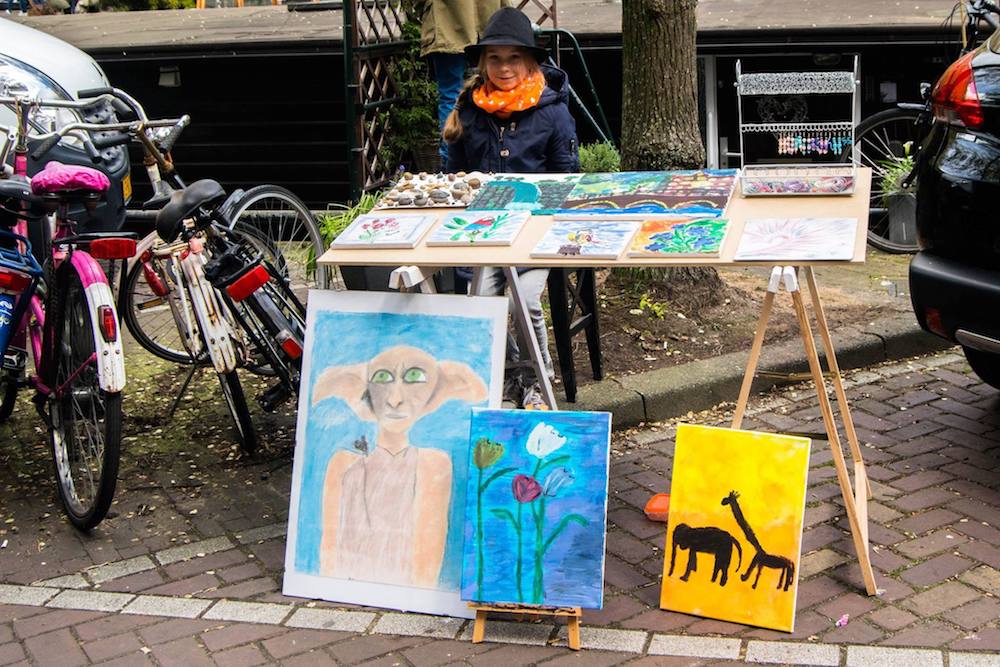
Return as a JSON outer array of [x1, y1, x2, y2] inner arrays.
[[472, 610, 487, 643], [788, 271, 877, 595], [732, 267, 782, 429], [803, 267, 872, 500], [505, 268, 557, 410], [566, 613, 581, 650]]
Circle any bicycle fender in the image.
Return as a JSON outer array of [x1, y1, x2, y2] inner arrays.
[[70, 251, 126, 393], [180, 253, 239, 374]]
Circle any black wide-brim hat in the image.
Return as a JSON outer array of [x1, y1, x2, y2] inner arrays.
[[464, 7, 549, 66]]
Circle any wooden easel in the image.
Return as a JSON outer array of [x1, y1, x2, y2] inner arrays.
[[732, 266, 877, 596], [470, 603, 582, 650]]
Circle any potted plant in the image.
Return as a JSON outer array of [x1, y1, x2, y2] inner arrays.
[[878, 146, 917, 246], [380, 20, 441, 173]]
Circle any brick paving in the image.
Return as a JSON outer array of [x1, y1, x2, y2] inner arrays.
[[0, 349, 999, 665]]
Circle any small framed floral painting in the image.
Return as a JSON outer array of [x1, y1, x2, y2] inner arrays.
[[461, 409, 612, 609], [329, 213, 437, 249]]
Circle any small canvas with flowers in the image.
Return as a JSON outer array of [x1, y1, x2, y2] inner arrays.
[[330, 213, 436, 249], [426, 211, 531, 246], [628, 218, 731, 258], [461, 408, 612, 609]]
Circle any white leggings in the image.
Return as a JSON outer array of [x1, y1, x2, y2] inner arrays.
[[476, 267, 554, 384]]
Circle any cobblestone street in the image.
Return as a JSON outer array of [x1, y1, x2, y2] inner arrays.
[[1, 348, 999, 666]]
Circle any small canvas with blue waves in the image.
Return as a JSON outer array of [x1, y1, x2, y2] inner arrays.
[[461, 409, 612, 609], [559, 169, 738, 216]]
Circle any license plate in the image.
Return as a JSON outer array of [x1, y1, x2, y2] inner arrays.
[[122, 173, 132, 202]]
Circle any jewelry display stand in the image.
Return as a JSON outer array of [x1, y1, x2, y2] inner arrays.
[[736, 58, 860, 196]]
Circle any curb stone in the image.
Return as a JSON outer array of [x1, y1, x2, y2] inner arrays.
[[565, 313, 953, 428]]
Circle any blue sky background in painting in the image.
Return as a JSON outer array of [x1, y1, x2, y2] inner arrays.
[[293, 310, 496, 590], [461, 409, 611, 608]]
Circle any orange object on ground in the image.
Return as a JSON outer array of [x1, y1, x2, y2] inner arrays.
[[644, 493, 671, 522]]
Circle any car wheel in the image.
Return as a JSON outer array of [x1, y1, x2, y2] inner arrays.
[[962, 346, 1000, 390]]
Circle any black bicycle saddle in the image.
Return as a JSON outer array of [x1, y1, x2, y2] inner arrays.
[[0, 176, 37, 206], [155, 179, 227, 242]]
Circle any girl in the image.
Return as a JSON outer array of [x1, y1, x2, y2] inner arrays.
[[443, 6, 579, 408]]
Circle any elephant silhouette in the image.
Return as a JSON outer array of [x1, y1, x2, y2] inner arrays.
[[668, 523, 743, 586]]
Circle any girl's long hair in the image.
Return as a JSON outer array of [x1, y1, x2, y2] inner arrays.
[[442, 49, 541, 144]]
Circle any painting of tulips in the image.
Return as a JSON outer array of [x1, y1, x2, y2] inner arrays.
[[461, 409, 612, 609]]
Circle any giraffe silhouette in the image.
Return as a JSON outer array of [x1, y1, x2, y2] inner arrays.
[[721, 490, 795, 591]]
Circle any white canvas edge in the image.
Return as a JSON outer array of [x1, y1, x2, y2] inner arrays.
[[329, 213, 437, 249], [460, 409, 614, 610], [732, 217, 858, 262], [283, 571, 474, 618], [625, 218, 731, 259], [282, 290, 508, 618]]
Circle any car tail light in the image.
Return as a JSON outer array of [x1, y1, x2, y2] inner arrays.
[[225, 265, 270, 302], [89, 238, 137, 260], [0, 268, 31, 295], [924, 307, 948, 338], [142, 261, 169, 297], [98, 305, 117, 342], [276, 329, 303, 359], [932, 51, 984, 129]]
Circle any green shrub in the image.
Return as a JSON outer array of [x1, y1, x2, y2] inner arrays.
[[579, 142, 621, 173]]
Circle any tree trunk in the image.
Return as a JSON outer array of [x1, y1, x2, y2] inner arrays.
[[620, 0, 725, 305], [621, 0, 705, 171]]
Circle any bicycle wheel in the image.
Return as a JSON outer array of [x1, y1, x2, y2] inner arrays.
[[122, 251, 198, 365], [219, 369, 257, 454], [227, 185, 329, 299], [45, 264, 122, 531], [852, 108, 924, 253]]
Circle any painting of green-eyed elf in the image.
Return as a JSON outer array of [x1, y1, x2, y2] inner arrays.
[[284, 291, 507, 618]]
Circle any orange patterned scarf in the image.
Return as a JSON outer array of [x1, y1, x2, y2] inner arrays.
[[472, 70, 546, 119]]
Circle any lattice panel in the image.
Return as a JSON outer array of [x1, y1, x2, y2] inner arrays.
[[516, 0, 558, 27], [356, 0, 407, 46], [346, 0, 411, 197]]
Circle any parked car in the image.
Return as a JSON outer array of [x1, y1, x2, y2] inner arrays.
[[0, 18, 129, 233], [910, 28, 1000, 389]]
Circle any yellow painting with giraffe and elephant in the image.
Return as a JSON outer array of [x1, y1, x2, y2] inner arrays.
[[660, 424, 811, 632]]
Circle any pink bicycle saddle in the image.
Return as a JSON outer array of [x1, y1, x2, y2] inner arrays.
[[31, 161, 110, 196]]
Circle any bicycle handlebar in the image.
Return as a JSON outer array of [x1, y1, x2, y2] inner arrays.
[[159, 115, 191, 154], [27, 118, 181, 162]]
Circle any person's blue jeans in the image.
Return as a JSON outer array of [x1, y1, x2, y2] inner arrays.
[[429, 52, 467, 163], [6, 0, 29, 12]]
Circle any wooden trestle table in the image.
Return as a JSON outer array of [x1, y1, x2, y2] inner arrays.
[[317, 167, 878, 596]]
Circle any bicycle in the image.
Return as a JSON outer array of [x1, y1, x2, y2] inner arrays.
[[71, 87, 324, 448], [0, 92, 153, 530], [150, 179, 308, 441], [853, 0, 999, 253]]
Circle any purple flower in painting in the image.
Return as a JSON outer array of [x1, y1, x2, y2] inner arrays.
[[512, 474, 542, 503], [542, 467, 574, 497]]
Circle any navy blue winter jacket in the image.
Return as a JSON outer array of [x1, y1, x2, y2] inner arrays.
[[445, 64, 580, 174]]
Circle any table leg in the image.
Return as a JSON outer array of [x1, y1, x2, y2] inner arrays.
[[505, 268, 557, 410], [803, 267, 872, 500], [546, 270, 578, 403], [788, 274, 877, 595], [732, 267, 782, 429]]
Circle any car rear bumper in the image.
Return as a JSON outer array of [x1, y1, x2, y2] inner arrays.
[[909, 251, 1000, 348]]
